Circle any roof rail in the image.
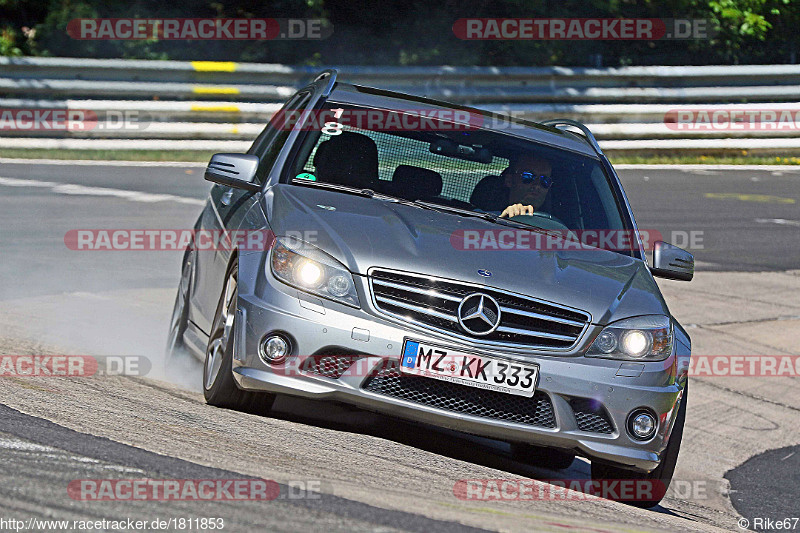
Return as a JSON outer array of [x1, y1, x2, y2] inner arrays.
[[540, 119, 604, 158], [313, 68, 339, 97]]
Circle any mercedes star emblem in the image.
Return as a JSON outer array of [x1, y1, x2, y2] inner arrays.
[[457, 293, 502, 336]]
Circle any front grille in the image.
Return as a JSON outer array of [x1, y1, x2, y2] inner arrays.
[[369, 268, 590, 349], [570, 398, 614, 434], [363, 366, 556, 428]]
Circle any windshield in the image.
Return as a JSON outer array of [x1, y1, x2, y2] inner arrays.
[[285, 102, 631, 249]]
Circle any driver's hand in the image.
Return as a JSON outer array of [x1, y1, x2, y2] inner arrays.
[[500, 204, 535, 218]]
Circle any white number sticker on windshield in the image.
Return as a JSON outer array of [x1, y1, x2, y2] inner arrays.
[[322, 107, 344, 135]]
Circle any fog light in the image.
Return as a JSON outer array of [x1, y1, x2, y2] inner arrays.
[[627, 410, 657, 440], [259, 335, 289, 365]]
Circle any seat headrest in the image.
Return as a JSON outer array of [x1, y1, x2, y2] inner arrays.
[[469, 175, 509, 212], [390, 165, 443, 201], [313, 132, 379, 189]]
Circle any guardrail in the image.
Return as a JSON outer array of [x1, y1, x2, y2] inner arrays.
[[2, 56, 800, 153]]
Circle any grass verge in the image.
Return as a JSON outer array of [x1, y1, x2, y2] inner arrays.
[[0, 149, 214, 162], [607, 154, 800, 165]]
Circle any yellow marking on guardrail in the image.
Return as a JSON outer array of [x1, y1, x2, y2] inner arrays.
[[191, 61, 237, 72], [190, 104, 241, 113], [705, 193, 795, 204], [230, 126, 239, 134], [192, 86, 240, 95]]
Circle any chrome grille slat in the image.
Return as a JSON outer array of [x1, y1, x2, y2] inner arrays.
[[495, 326, 575, 342], [369, 268, 590, 350], [375, 295, 458, 322], [372, 278, 462, 302], [499, 306, 585, 328]]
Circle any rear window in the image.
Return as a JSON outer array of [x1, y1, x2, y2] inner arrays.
[[305, 127, 508, 203]]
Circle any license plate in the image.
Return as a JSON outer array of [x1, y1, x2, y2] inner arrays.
[[400, 340, 538, 397]]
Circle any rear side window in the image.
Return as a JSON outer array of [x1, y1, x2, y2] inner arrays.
[[248, 90, 311, 183]]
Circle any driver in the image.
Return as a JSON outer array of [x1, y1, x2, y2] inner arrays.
[[499, 154, 553, 218]]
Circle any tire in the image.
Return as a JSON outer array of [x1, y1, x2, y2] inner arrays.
[[510, 443, 575, 470], [203, 258, 276, 415], [591, 384, 688, 509], [165, 247, 194, 368]]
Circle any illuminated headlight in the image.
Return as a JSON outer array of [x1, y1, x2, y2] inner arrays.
[[586, 315, 673, 361], [270, 237, 360, 308], [296, 260, 323, 287]]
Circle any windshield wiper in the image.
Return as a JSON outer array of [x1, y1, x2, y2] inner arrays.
[[290, 181, 549, 231], [291, 179, 377, 198], [414, 201, 547, 231], [414, 201, 495, 220]]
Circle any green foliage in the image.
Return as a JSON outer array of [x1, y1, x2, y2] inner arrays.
[[709, 0, 773, 37], [1, 0, 799, 65], [0, 27, 23, 56], [1, 0, 45, 55]]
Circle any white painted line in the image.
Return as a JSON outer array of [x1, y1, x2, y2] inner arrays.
[[602, 138, 800, 149], [0, 438, 57, 452], [693, 260, 721, 269], [0, 177, 55, 187], [614, 164, 800, 171], [755, 218, 800, 226], [0, 158, 206, 167], [0, 176, 204, 206], [95, 464, 147, 474], [0, 138, 250, 151], [43, 454, 146, 473]]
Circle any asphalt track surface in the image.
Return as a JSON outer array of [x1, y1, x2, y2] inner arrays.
[[0, 160, 798, 532]]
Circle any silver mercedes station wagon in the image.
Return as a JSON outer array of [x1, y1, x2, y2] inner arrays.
[[167, 70, 694, 507]]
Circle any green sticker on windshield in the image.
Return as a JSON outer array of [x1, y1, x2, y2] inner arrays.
[[296, 172, 317, 181]]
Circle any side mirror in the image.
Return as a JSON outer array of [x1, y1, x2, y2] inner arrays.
[[651, 241, 694, 281], [204, 153, 260, 192]]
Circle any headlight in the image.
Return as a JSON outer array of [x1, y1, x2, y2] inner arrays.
[[270, 236, 360, 308], [586, 315, 673, 361]]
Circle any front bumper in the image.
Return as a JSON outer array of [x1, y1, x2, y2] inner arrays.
[[232, 267, 684, 473]]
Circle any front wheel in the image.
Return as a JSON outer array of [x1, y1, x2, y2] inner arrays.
[[591, 384, 688, 508], [204, 259, 275, 415]]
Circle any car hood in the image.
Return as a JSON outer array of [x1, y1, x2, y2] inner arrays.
[[265, 184, 669, 324]]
